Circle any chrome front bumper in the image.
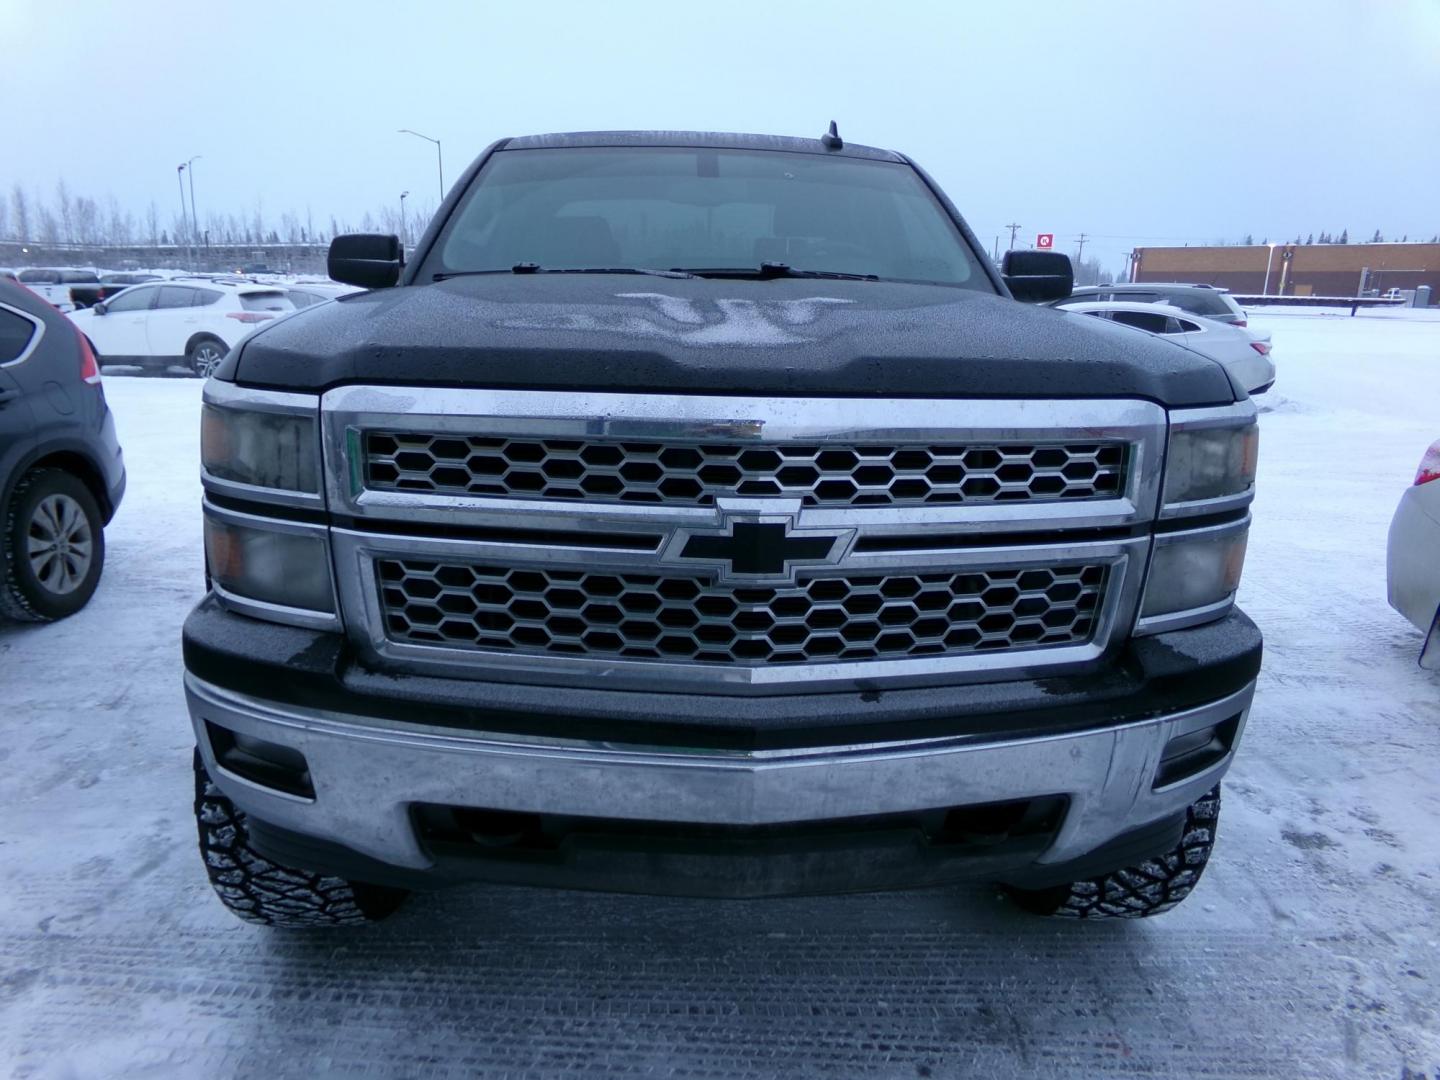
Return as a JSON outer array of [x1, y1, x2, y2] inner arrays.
[[187, 673, 1254, 875]]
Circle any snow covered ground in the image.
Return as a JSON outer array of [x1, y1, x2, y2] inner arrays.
[[1, 309, 1438, 1078]]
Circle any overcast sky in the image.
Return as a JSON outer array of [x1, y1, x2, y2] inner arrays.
[[3, 0, 1437, 272]]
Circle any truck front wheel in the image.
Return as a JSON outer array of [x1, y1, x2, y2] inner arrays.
[[193, 751, 407, 927], [1004, 785, 1221, 919]]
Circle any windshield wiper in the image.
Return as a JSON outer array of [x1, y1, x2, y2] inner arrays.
[[430, 269, 514, 280], [434, 265, 694, 281], [671, 262, 881, 282]]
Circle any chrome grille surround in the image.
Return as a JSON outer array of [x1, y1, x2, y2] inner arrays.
[[323, 388, 1166, 694], [363, 431, 1127, 507]]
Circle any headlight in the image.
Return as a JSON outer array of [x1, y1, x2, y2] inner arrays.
[[202, 404, 320, 494], [1139, 523, 1249, 628], [205, 511, 335, 619], [1163, 421, 1258, 506]]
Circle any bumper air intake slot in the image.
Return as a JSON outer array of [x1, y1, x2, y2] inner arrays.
[[413, 795, 1069, 862]]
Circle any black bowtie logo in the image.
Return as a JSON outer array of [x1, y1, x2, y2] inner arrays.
[[680, 521, 837, 577]]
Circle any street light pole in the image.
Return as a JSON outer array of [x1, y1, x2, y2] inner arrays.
[[176, 164, 191, 266], [399, 191, 409, 246], [399, 129, 444, 203], [1262, 243, 1277, 295], [187, 155, 203, 266]]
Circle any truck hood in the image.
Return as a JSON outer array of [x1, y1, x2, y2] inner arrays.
[[227, 275, 1236, 405]]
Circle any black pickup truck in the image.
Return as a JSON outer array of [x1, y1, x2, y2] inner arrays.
[[184, 128, 1260, 926]]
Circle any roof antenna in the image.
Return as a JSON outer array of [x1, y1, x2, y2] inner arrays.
[[820, 120, 843, 151]]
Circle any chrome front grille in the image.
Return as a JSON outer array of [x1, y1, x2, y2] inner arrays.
[[364, 432, 1127, 508], [377, 559, 1107, 665], [324, 388, 1165, 694]]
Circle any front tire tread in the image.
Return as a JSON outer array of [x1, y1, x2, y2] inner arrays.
[[1005, 786, 1221, 919], [194, 752, 405, 927]]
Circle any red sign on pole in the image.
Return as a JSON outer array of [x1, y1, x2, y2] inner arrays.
[[1036, 233, 1054, 249]]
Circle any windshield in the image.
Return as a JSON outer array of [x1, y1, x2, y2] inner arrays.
[[428, 147, 990, 288]]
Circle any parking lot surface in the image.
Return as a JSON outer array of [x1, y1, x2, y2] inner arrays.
[[2, 310, 1438, 1078]]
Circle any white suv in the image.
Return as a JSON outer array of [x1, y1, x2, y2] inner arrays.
[[68, 280, 294, 376]]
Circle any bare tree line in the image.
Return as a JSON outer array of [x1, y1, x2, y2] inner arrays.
[[9, 177, 1432, 265], [0, 180, 436, 249]]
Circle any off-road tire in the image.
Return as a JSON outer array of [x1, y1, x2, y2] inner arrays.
[[186, 336, 227, 378], [1005, 785, 1221, 919], [0, 468, 106, 622], [194, 751, 407, 927]]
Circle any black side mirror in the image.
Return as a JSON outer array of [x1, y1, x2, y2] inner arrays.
[[92, 301, 107, 316], [328, 233, 403, 289], [1001, 250, 1074, 303]]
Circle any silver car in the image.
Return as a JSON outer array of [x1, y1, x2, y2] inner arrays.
[[1064, 282, 1250, 328], [1387, 439, 1440, 669], [1055, 301, 1276, 395]]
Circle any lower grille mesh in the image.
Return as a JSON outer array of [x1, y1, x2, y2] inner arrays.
[[376, 560, 1107, 666]]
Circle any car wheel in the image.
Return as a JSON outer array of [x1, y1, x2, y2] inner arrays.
[[187, 336, 227, 378], [0, 468, 106, 622], [194, 751, 409, 927], [1003, 785, 1221, 919]]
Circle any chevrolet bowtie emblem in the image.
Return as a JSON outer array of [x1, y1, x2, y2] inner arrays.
[[681, 521, 836, 577], [665, 511, 853, 585]]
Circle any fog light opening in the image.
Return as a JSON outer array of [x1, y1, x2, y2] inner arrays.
[[1153, 714, 1241, 789], [205, 721, 315, 799]]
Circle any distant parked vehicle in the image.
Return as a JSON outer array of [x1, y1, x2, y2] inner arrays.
[[0, 269, 17, 283], [280, 282, 361, 308], [1065, 282, 1249, 328], [68, 279, 295, 376], [1054, 300, 1275, 395], [1387, 439, 1440, 669], [15, 268, 106, 312], [0, 280, 126, 621]]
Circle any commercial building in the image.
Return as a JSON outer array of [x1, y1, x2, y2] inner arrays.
[[1132, 242, 1438, 297]]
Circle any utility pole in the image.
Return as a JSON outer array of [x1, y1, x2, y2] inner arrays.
[[176, 164, 191, 266], [399, 191, 409, 246], [399, 129, 445, 203], [1075, 233, 1089, 262], [187, 155, 202, 266], [993, 235, 1000, 263], [1005, 223, 1021, 251]]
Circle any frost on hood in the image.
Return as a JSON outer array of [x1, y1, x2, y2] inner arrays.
[[496, 294, 854, 347]]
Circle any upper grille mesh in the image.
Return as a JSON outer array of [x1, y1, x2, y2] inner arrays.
[[377, 559, 1107, 666], [364, 433, 1126, 508]]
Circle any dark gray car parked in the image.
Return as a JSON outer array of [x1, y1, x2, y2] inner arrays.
[[0, 281, 126, 620]]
